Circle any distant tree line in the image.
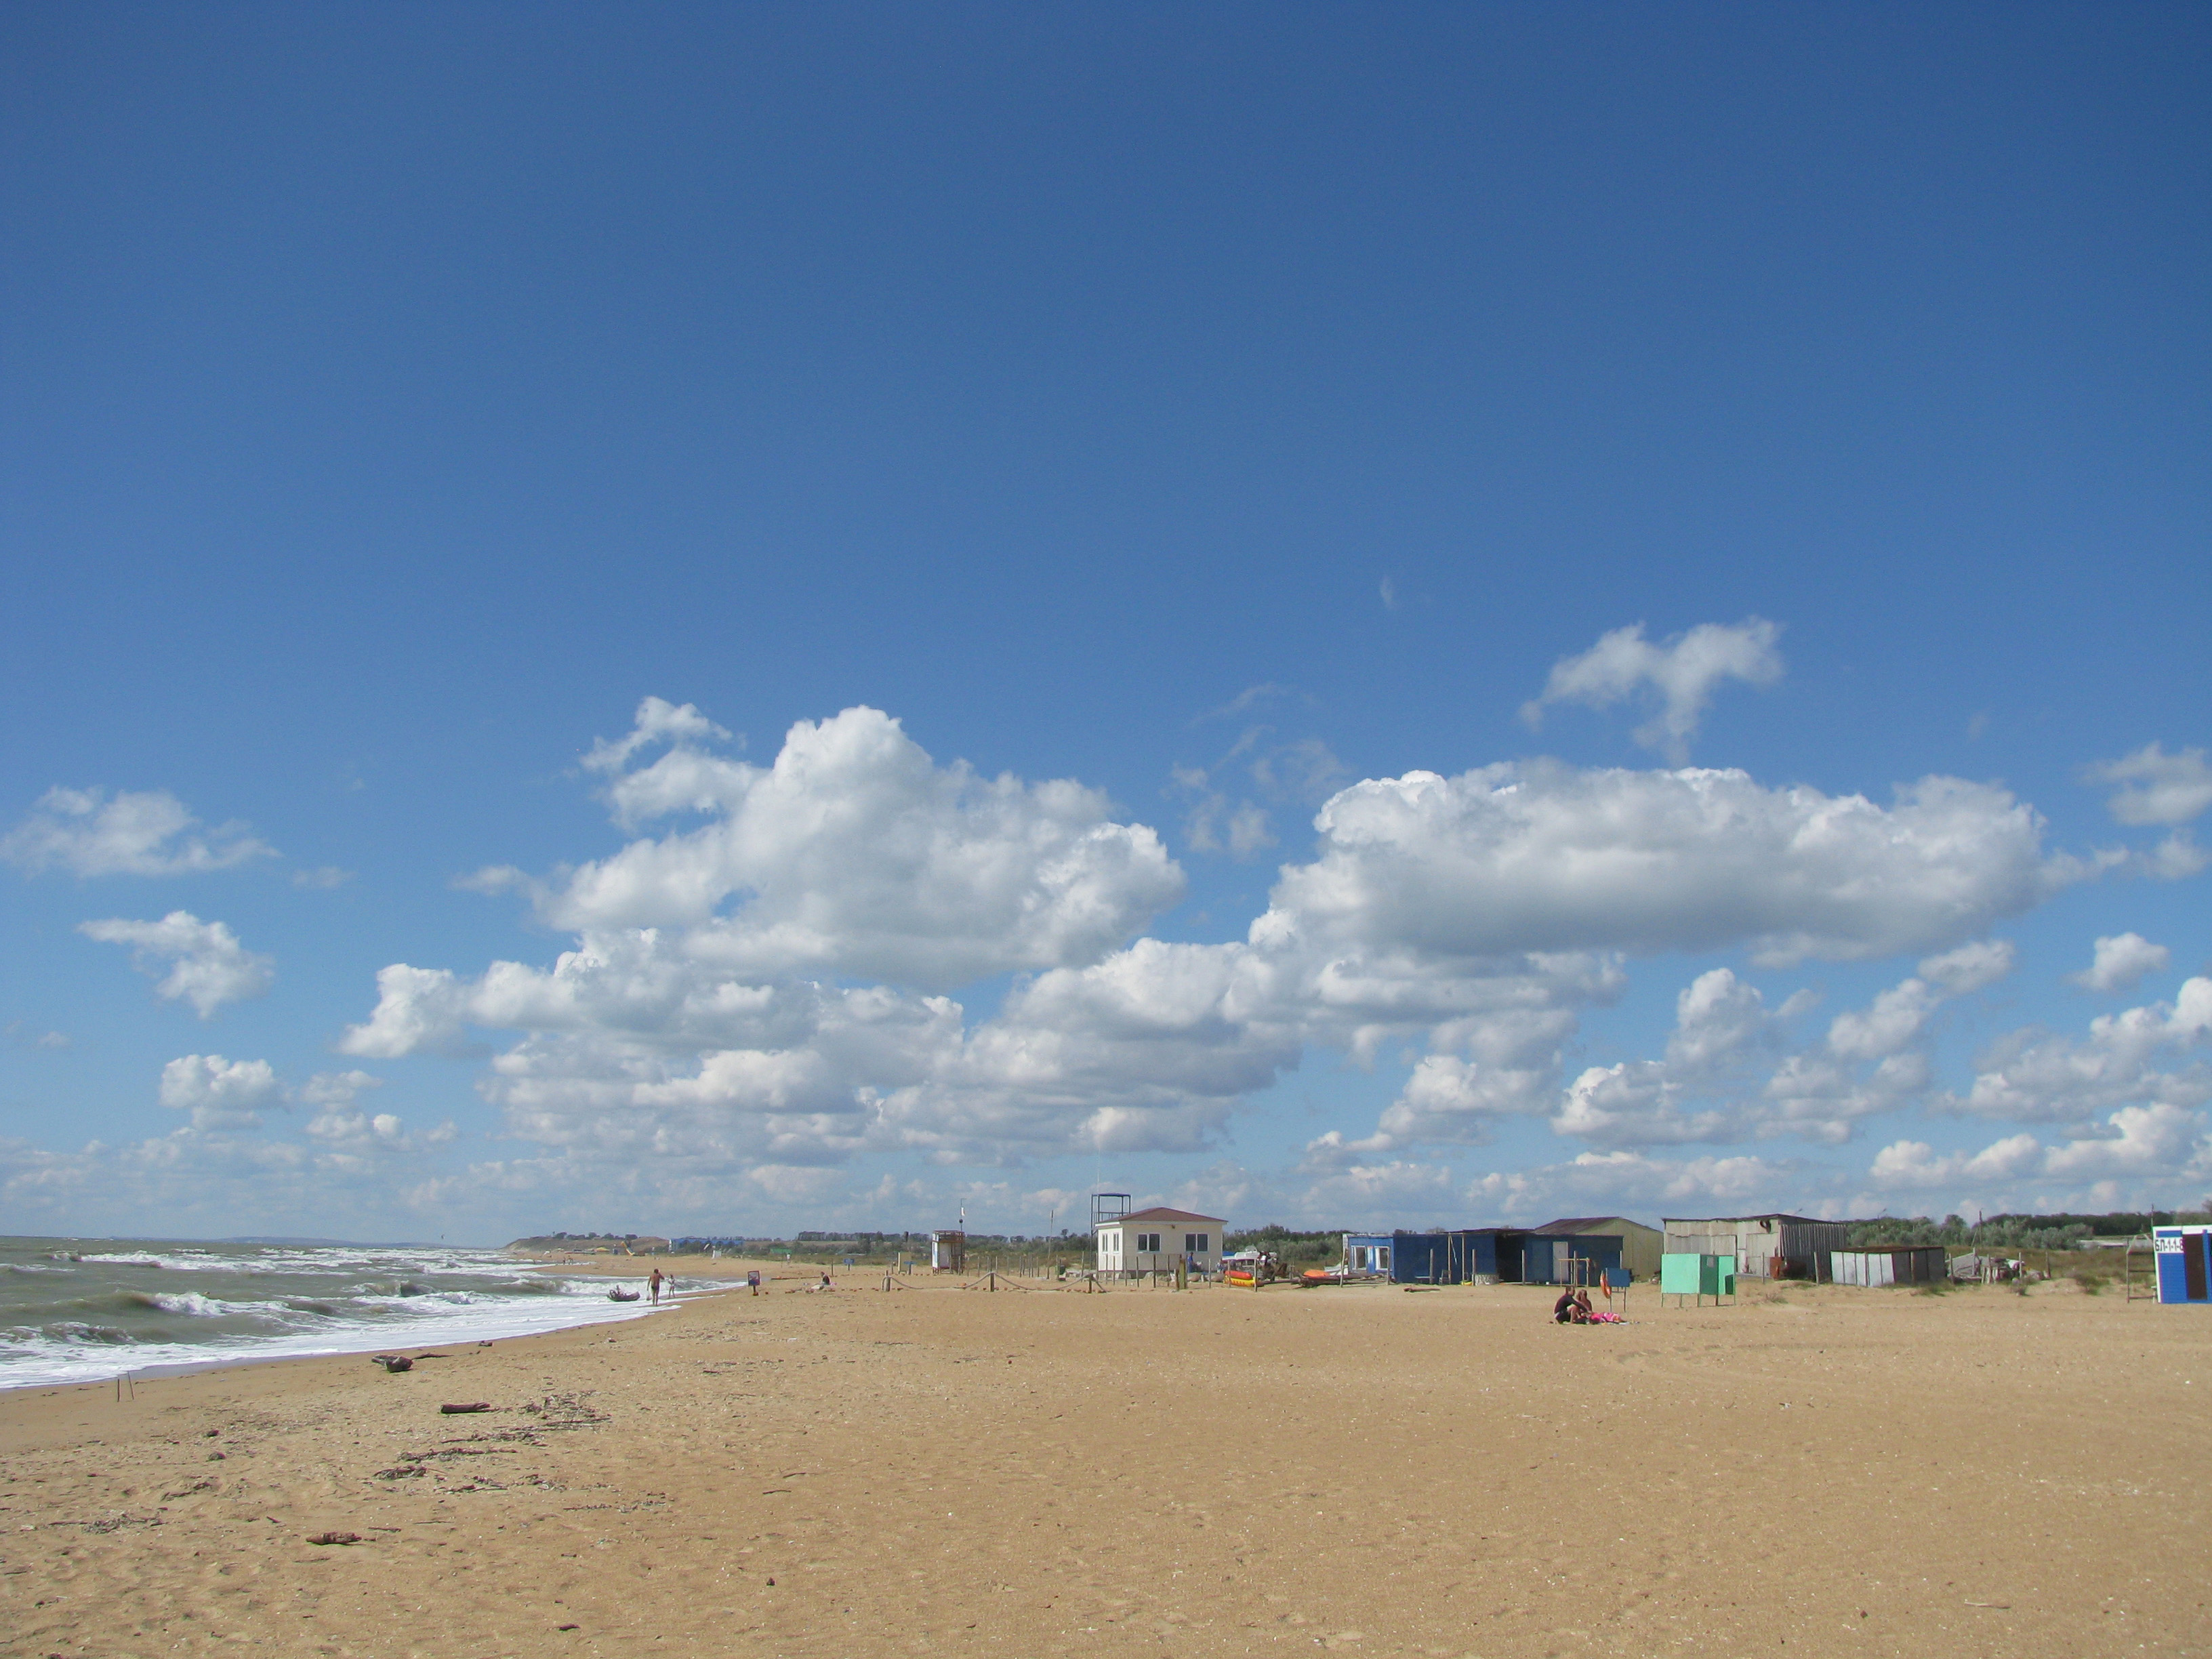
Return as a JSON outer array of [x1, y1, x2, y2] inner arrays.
[[1845, 1207, 2212, 1249], [1225, 1226, 1342, 1265]]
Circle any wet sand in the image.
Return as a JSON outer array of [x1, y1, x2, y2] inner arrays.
[[2, 1267, 2204, 1658]]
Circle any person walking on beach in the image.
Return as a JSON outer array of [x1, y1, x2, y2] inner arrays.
[[648, 1267, 664, 1306]]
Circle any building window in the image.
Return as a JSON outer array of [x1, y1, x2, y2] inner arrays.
[[1189, 1233, 1208, 1252], [1138, 1232, 1160, 1253]]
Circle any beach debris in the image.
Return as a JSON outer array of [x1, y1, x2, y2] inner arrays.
[[414, 1351, 451, 1359], [373, 1466, 425, 1479], [371, 1354, 413, 1373], [306, 1531, 362, 1547], [206, 1452, 225, 1461], [558, 1624, 581, 1631], [441, 1401, 493, 1414]]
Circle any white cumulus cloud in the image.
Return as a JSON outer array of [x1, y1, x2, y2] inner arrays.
[[331, 703, 2129, 1194], [500, 702, 1184, 991], [1947, 977, 2212, 1126], [1520, 618, 1784, 761], [2087, 742, 2212, 827], [159, 1054, 282, 1129], [1871, 1103, 2211, 1195], [2, 787, 274, 876], [2068, 933, 2171, 995], [79, 912, 274, 1017], [1273, 762, 2064, 966]]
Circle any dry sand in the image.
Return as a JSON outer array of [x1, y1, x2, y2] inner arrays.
[[2, 1265, 2205, 1658]]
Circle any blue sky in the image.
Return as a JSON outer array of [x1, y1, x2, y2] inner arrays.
[[3, 6, 2207, 1244]]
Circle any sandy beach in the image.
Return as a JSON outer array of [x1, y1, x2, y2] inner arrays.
[[2, 1264, 2205, 1658]]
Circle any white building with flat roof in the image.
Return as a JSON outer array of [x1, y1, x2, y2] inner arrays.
[[1096, 1206, 1224, 1277]]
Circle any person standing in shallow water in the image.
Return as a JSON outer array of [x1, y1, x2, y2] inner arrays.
[[647, 1267, 664, 1306]]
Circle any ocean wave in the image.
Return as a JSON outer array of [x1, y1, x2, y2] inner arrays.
[[0, 1240, 697, 1391], [349, 1279, 434, 1297], [83, 1253, 230, 1272], [125, 1290, 232, 1317], [39, 1321, 138, 1346]]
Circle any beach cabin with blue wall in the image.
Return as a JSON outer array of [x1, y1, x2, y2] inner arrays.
[[1354, 1227, 1632, 1284], [2154, 1226, 2212, 1304], [1516, 1227, 1625, 1285], [1345, 1234, 1393, 1277], [1387, 1230, 1498, 1284]]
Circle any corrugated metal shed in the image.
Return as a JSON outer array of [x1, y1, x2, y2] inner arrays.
[[1664, 1214, 1847, 1280], [1830, 1246, 1947, 1286]]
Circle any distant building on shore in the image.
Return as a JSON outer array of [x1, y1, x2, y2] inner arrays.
[[1341, 1218, 1660, 1284], [1663, 1214, 1847, 1280], [1095, 1206, 1223, 1277]]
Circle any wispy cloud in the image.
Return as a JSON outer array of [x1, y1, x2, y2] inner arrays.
[[1521, 618, 1784, 762], [79, 912, 274, 1017], [3, 787, 274, 877]]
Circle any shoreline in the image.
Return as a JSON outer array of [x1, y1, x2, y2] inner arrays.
[[0, 1246, 781, 1399]]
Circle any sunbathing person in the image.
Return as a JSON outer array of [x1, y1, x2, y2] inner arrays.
[[1553, 1288, 1578, 1324]]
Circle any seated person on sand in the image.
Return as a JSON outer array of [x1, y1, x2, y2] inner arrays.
[[1553, 1288, 1578, 1324], [1572, 1287, 1595, 1323]]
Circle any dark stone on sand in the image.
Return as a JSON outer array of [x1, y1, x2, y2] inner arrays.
[[306, 1531, 361, 1546], [440, 1401, 491, 1414]]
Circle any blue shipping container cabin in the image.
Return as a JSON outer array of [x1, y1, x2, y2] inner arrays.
[[1370, 1228, 1628, 1285], [2154, 1226, 2212, 1304], [1516, 1231, 1624, 1285], [1387, 1230, 1501, 1284]]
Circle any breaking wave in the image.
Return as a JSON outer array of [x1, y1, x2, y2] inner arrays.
[[0, 1237, 693, 1391]]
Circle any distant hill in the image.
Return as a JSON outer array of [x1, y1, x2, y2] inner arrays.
[[223, 1235, 444, 1248], [510, 1232, 670, 1252]]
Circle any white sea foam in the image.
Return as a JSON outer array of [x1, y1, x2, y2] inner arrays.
[[0, 1239, 707, 1392], [140, 1291, 232, 1317]]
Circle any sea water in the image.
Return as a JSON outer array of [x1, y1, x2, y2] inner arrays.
[[0, 1236, 682, 1391]]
